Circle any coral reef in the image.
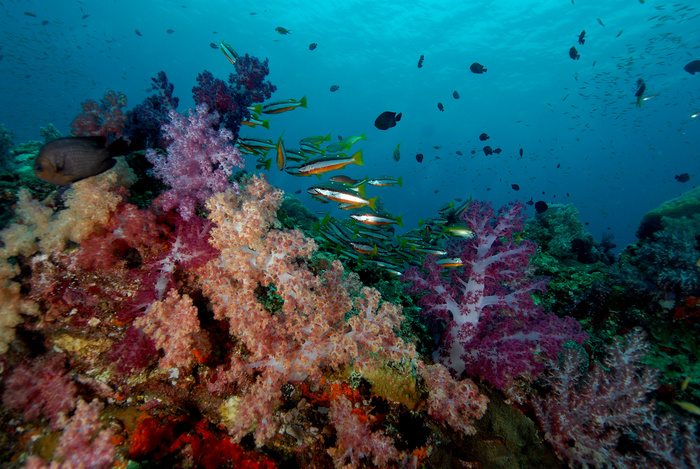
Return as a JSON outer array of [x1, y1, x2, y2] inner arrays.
[[123, 71, 179, 150], [70, 90, 128, 141]]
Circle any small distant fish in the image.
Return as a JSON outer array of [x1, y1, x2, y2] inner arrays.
[[393, 142, 402, 162], [275, 26, 291, 35], [596, 17, 605, 27], [691, 111, 700, 119], [209, 42, 219, 49], [569, 46, 580, 60], [578, 30, 586, 45], [34, 137, 126, 186], [479, 133, 489, 141], [470, 62, 487, 73], [616, 30, 623, 38], [456, 150, 463, 155], [437, 102, 444, 111], [684, 60, 700, 75], [374, 111, 401, 130], [167, 29, 175, 34], [511, 184, 520, 191], [329, 85, 339, 92], [417, 54, 424, 68], [675, 173, 690, 182], [493, 148, 502, 154], [483, 146, 493, 156], [135, 29, 142, 36], [258, 96, 307, 114], [642, 94, 658, 101], [82, 14, 89, 19], [416, 153, 424, 163], [41, 20, 50, 26], [309, 43, 317, 50], [24, 12, 37, 17], [635, 78, 646, 108], [535, 201, 548, 213], [453, 90, 460, 99], [519, 148, 524, 156]]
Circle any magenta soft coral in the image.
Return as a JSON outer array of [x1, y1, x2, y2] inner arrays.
[[2, 354, 78, 430], [405, 200, 586, 389], [146, 104, 244, 221]]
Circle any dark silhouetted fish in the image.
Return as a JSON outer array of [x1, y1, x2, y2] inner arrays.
[[483, 146, 493, 156], [275, 26, 291, 35], [535, 201, 548, 213], [416, 153, 424, 163], [329, 85, 340, 92], [684, 60, 700, 75], [24, 12, 37, 17], [417, 54, 424, 68], [34, 137, 128, 186], [511, 184, 520, 191], [519, 148, 524, 156], [210, 42, 218, 49], [493, 148, 502, 154], [456, 150, 463, 155], [453, 90, 460, 99], [167, 29, 175, 34], [578, 30, 586, 45], [470, 62, 487, 73], [135, 29, 142, 36], [479, 133, 489, 141], [569, 46, 580, 60], [437, 102, 444, 111], [675, 173, 690, 182], [309, 43, 317, 50], [374, 111, 402, 130], [41, 20, 50, 26]]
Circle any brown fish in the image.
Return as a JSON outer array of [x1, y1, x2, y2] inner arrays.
[[34, 136, 125, 185]]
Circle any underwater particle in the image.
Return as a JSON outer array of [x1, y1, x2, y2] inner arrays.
[[437, 102, 444, 111], [569, 46, 580, 60], [135, 29, 142, 36], [578, 30, 586, 45], [511, 183, 520, 191], [470, 62, 487, 73], [684, 60, 700, 75], [479, 133, 489, 141], [374, 111, 402, 130], [329, 85, 339, 92], [483, 146, 493, 156], [675, 173, 690, 183], [417, 54, 424, 68], [166, 29, 175, 34], [535, 200, 548, 213], [453, 90, 460, 99], [309, 42, 317, 50], [416, 153, 424, 163], [33, 136, 127, 185], [209, 42, 218, 49], [275, 26, 291, 34]]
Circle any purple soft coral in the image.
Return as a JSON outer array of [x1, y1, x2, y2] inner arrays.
[[146, 104, 244, 221], [192, 55, 276, 139], [406, 201, 586, 388]]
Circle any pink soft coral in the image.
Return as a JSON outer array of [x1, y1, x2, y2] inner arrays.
[[146, 104, 244, 220], [406, 201, 586, 388]]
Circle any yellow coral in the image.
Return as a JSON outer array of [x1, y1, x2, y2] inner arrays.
[[0, 260, 39, 354]]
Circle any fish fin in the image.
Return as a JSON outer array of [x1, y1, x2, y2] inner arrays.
[[367, 197, 377, 211], [395, 215, 403, 228], [395, 112, 402, 122], [397, 176, 403, 187], [355, 182, 366, 199], [262, 119, 270, 129], [299, 96, 308, 108], [352, 150, 364, 166], [324, 132, 331, 142], [359, 132, 367, 141]]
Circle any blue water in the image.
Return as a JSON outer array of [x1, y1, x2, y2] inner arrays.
[[1, 0, 698, 250]]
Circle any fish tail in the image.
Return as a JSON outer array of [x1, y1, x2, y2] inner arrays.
[[352, 150, 364, 166], [396, 215, 404, 228], [262, 119, 271, 129], [397, 176, 403, 187], [367, 197, 378, 211], [299, 95, 308, 108], [355, 182, 367, 199]]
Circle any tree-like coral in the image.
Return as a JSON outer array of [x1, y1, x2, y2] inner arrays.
[[146, 104, 244, 220], [70, 90, 127, 141]]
